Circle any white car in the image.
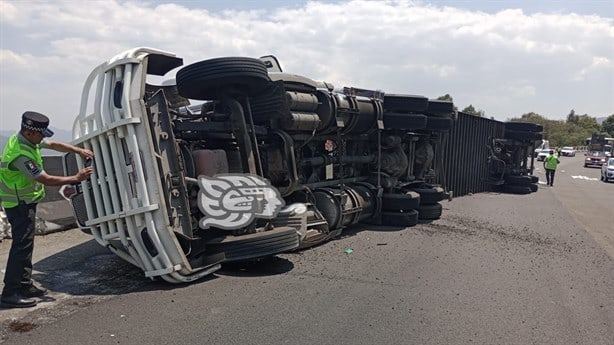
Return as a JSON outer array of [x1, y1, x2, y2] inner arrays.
[[560, 146, 575, 157], [536, 149, 551, 161], [601, 158, 614, 182]]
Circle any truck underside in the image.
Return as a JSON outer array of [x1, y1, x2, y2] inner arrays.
[[62, 48, 537, 283]]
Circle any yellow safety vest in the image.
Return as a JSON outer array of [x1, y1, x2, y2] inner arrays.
[[0, 134, 45, 208], [544, 155, 559, 170]]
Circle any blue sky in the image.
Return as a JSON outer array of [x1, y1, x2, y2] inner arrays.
[[1, 0, 613, 132]]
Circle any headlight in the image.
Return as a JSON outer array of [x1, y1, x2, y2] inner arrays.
[[586, 157, 590, 161]]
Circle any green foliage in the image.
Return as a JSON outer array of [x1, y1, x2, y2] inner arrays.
[[461, 104, 485, 117], [601, 114, 614, 136], [516, 112, 547, 125], [436, 94, 453, 102]]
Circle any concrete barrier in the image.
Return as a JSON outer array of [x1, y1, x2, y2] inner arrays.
[[0, 154, 77, 239]]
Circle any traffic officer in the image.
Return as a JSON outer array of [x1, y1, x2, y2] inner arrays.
[[0, 111, 94, 308], [543, 149, 560, 187]]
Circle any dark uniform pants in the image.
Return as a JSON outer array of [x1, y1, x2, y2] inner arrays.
[[545, 168, 556, 186], [2, 203, 37, 296]]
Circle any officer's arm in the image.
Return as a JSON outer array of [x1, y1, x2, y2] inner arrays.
[[35, 170, 92, 186], [43, 139, 94, 158], [12, 156, 92, 186]]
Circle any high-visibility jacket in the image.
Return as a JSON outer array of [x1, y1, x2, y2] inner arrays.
[[0, 134, 45, 208], [544, 154, 559, 170]]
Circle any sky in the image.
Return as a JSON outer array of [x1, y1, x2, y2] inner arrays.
[[1, 0, 613, 132]]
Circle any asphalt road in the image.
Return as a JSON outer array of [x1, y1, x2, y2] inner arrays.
[[0, 155, 612, 345]]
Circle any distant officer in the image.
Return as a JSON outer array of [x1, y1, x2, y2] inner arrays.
[[0, 111, 94, 309], [543, 150, 560, 187]]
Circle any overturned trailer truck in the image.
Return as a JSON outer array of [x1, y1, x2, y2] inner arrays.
[[61, 48, 453, 283]]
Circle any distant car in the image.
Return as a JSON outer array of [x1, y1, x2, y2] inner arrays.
[[536, 149, 551, 161], [560, 146, 575, 157], [601, 158, 614, 182], [585, 151, 607, 168]]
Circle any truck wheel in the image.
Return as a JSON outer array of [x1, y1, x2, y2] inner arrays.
[[417, 203, 443, 220], [383, 113, 427, 130], [380, 210, 419, 227], [504, 175, 533, 186], [504, 130, 543, 141], [176, 57, 270, 100], [504, 122, 542, 132], [425, 100, 454, 117], [424, 116, 453, 131], [501, 184, 532, 194], [205, 227, 298, 262], [528, 183, 538, 192], [409, 185, 446, 205], [383, 94, 428, 113], [381, 191, 421, 211]]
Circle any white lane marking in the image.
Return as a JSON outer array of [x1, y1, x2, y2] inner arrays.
[[571, 175, 599, 181]]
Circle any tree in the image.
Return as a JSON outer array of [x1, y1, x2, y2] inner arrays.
[[601, 114, 614, 136], [461, 104, 485, 117], [566, 109, 578, 124], [436, 94, 453, 102], [509, 112, 547, 125], [575, 114, 600, 132]]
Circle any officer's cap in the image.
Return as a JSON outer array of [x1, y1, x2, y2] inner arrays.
[[21, 111, 54, 137]]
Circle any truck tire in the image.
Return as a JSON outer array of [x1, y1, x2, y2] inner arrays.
[[425, 100, 454, 117], [504, 175, 533, 186], [383, 94, 429, 113], [409, 185, 446, 205], [380, 210, 419, 227], [528, 183, 538, 192], [205, 227, 299, 262], [176, 57, 270, 100], [504, 122, 542, 133], [501, 184, 532, 194], [383, 113, 427, 130], [425, 116, 453, 131], [381, 191, 421, 211], [504, 130, 543, 141], [417, 202, 443, 220]]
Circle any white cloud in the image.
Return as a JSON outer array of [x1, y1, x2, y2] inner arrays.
[[0, 0, 613, 131], [573, 56, 613, 81]]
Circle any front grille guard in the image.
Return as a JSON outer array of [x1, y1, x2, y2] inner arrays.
[[70, 48, 220, 282]]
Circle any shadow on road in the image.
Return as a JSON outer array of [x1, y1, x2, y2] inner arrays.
[[26, 219, 431, 295], [30, 239, 165, 296]]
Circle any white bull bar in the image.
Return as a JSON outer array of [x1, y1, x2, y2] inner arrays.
[[70, 47, 220, 282]]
